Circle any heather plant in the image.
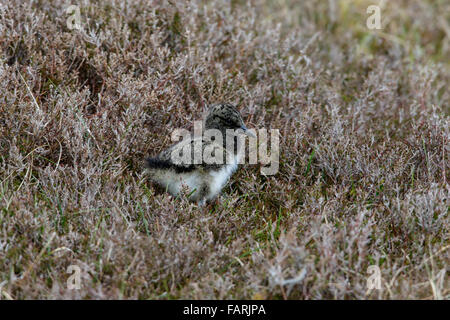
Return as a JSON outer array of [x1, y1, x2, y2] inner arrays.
[[0, 0, 448, 299]]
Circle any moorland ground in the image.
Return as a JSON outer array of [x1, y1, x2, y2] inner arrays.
[[0, 0, 449, 299]]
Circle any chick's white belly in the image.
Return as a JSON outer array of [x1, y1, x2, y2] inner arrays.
[[166, 171, 202, 196], [169, 164, 237, 199], [151, 156, 239, 200], [208, 162, 238, 199]]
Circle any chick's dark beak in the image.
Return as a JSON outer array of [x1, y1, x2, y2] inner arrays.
[[241, 125, 256, 138]]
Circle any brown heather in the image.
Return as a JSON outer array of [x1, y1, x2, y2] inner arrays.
[[0, 0, 448, 299]]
